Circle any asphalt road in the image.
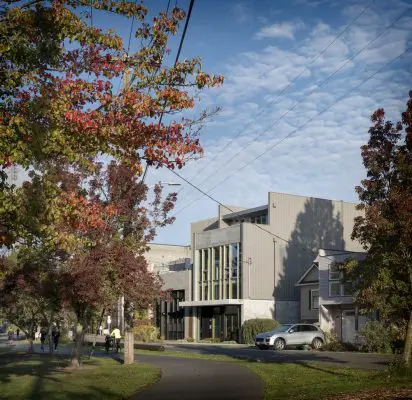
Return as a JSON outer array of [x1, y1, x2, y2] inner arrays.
[[162, 343, 393, 370], [132, 354, 264, 400]]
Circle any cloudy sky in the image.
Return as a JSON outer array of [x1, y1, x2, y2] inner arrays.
[[145, 0, 412, 245], [15, 0, 412, 245]]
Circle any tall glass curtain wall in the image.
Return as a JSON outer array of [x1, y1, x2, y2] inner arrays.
[[198, 243, 242, 301], [156, 290, 185, 340]]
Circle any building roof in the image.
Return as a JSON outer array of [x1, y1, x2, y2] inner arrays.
[[222, 205, 268, 220], [295, 263, 319, 286]]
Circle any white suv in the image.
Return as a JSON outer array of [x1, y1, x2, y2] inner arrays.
[[255, 323, 324, 350]]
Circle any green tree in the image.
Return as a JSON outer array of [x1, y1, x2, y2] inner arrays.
[[348, 91, 412, 366]]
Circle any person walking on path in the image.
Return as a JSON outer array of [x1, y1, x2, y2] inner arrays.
[[16, 328, 19, 339], [52, 328, 60, 350], [40, 328, 47, 352]]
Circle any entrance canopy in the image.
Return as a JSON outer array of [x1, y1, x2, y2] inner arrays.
[[179, 299, 243, 307]]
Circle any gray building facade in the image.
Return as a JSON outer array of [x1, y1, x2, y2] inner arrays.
[[179, 191, 363, 342]]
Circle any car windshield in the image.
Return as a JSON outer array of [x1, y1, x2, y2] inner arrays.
[[269, 325, 292, 333]]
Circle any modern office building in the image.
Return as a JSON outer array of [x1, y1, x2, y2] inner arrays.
[[177, 192, 363, 342]]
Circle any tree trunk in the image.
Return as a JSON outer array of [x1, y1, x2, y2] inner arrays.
[[124, 330, 134, 365], [27, 335, 34, 353], [48, 321, 54, 355], [71, 322, 83, 368], [89, 308, 105, 359], [404, 310, 412, 367]]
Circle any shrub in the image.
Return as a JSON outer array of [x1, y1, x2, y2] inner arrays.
[[387, 355, 412, 379], [241, 318, 280, 344], [357, 320, 394, 354], [186, 337, 195, 343], [133, 325, 159, 342]]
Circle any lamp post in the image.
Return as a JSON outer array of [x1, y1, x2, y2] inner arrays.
[[147, 181, 181, 189]]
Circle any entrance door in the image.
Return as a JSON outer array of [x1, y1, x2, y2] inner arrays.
[[342, 310, 356, 343], [200, 307, 213, 340]]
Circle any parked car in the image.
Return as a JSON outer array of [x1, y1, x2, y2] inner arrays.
[[255, 323, 324, 350]]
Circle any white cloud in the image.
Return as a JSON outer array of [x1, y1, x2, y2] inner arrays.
[[255, 20, 304, 40], [233, 3, 252, 23], [151, 0, 412, 245]]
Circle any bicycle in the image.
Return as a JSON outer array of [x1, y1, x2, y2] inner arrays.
[[104, 335, 119, 353]]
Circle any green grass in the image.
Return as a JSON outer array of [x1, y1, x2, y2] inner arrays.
[[245, 362, 411, 400], [0, 353, 160, 400], [134, 349, 412, 400]]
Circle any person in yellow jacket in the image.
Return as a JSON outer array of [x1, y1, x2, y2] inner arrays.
[[110, 327, 121, 351]]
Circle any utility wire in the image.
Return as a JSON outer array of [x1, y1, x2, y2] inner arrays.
[[169, 44, 411, 235], [140, 0, 195, 182], [173, 0, 375, 197], [173, 7, 411, 214], [115, 0, 138, 95]]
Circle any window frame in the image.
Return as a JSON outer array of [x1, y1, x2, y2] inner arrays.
[[309, 289, 319, 310]]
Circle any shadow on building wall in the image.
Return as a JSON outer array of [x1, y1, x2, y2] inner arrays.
[[273, 197, 345, 322]]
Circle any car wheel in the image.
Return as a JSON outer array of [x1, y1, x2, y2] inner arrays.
[[312, 338, 323, 350], [274, 338, 286, 351]]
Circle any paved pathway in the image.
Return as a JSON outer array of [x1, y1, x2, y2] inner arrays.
[[1, 336, 264, 400], [132, 354, 263, 400]]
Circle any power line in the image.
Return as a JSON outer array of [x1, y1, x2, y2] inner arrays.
[[173, 7, 411, 214], [140, 0, 196, 183], [170, 45, 411, 222], [173, 0, 375, 197], [174, 0, 194, 65]]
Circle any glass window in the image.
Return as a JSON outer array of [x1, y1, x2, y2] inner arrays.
[[329, 282, 340, 296], [311, 290, 319, 309], [204, 285, 209, 300], [214, 247, 220, 280], [203, 250, 209, 280], [214, 284, 219, 300], [231, 281, 237, 299], [231, 243, 238, 278], [329, 264, 340, 280]]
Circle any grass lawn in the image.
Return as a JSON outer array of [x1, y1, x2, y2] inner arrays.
[[134, 349, 412, 400], [0, 352, 160, 400]]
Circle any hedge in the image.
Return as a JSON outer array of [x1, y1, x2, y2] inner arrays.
[[241, 318, 280, 344]]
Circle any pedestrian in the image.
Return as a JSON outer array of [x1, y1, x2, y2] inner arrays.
[[16, 328, 20, 339], [110, 326, 121, 351], [99, 325, 103, 336], [40, 328, 47, 352], [52, 328, 60, 350]]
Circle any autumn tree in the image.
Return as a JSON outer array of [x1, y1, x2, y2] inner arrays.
[[0, 248, 61, 353], [0, 0, 223, 366], [0, 0, 223, 244], [347, 91, 412, 366]]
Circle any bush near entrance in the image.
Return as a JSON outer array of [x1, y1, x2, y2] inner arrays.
[[241, 319, 280, 344]]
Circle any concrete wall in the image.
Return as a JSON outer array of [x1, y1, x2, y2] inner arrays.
[[300, 284, 319, 322], [242, 300, 274, 324], [241, 223, 275, 300], [195, 225, 241, 249], [146, 243, 191, 273]]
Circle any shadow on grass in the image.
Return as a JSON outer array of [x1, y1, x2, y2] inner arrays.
[[0, 352, 103, 400]]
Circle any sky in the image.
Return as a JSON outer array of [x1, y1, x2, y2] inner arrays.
[[14, 0, 412, 245]]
